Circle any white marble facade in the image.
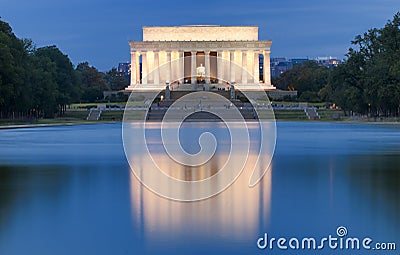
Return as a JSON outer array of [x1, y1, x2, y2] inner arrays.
[[126, 25, 274, 91]]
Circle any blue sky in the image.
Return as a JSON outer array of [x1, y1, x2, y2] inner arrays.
[[1, 0, 399, 71]]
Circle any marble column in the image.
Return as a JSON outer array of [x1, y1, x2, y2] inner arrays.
[[166, 51, 171, 83], [170, 51, 178, 83], [223, 51, 230, 83], [191, 51, 197, 85], [205, 51, 211, 84], [179, 51, 184, 84], [254, 51, 260, 84], [217, 51, 223, 84], [242, 51, 248, 85], [136, 52, 141, 85], [130, 51, 138, 85], [230, 50, 235, 84], [263, 50, 271, 85], [142, 51, 148, 84], [154, 51, 160, 85]]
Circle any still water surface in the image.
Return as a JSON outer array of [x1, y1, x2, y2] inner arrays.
[[0, 122, 399, 254]]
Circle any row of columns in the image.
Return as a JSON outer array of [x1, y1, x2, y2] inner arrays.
[[130, 50, 271, 86]]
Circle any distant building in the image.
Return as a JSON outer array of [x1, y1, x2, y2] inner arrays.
[[270, 58, 293, 77], [315, 56, 341, 68], [291, 58, 310, 66], [117, 62, 131, 76], [270, 57, 287, 64], [268, 56, 342, 78]]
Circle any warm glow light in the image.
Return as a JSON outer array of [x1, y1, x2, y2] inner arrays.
[[129, 150, 273, 240]]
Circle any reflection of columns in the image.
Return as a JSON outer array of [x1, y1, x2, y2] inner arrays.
[[166, 51, 171, 83], [263, 50, 271, 85], [179, 51, 184, 84], [130, 51, 139, 85], [217, 51, 223, 84], [205, 51, 210, 84], [142, 51, 148, 84], [154, 51, 160, 84], [254, 52, 260, 84], [229, 50, 235, 83], [242, 51, 248, 85], [191, 51, 197, 84]]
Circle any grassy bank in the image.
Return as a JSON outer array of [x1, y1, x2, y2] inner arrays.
[[1, 107, 398, 128]]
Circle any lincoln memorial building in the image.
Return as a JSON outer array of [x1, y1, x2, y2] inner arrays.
[[126, 25, 275, 91]]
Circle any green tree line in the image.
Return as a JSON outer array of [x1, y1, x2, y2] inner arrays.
[[274, 12, 400, 117], [0, 18, 128, 119]]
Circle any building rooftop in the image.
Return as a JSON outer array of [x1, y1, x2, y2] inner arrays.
[[142, 25, 259, 42]]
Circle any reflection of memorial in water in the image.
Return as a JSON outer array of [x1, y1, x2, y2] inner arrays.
[[128, 140, 272, 241]]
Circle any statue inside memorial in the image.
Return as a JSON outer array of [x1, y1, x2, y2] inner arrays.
[[196, 64, 206, 84]]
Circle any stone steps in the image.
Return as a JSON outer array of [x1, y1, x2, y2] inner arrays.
[[146, 108, 257, 121], [87, 109, 102, 120], [304, 107, 320, 120]]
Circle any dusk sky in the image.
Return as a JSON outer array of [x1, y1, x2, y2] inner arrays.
[[2, 0, 400, 71]]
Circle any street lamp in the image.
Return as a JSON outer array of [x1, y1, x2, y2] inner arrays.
[[368, 102, 371, 119]]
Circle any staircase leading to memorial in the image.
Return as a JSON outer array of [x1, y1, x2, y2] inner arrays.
[[304, 107, 320, 120], [146, 100, 257, 121], [87, 109, 102, 120], [146, 108, 257, 121], [143, 89, 257, 121]]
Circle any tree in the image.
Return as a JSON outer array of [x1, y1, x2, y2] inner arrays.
[[76, 62, 107, 102], [0, 17, 110, 119], [0, 17, 31, 118], [33, 46, 80, 117], [104, 68, 128, 91], [274, 61, 329, 102], [29, 54, 58, 118], [326, 49, 367, 115], [327, 12, 400, 117]]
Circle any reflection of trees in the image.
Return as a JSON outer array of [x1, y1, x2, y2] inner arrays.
[[348, 155, 400, 224], [0, 165, 70, 236], [0, 167, 17, 229]]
